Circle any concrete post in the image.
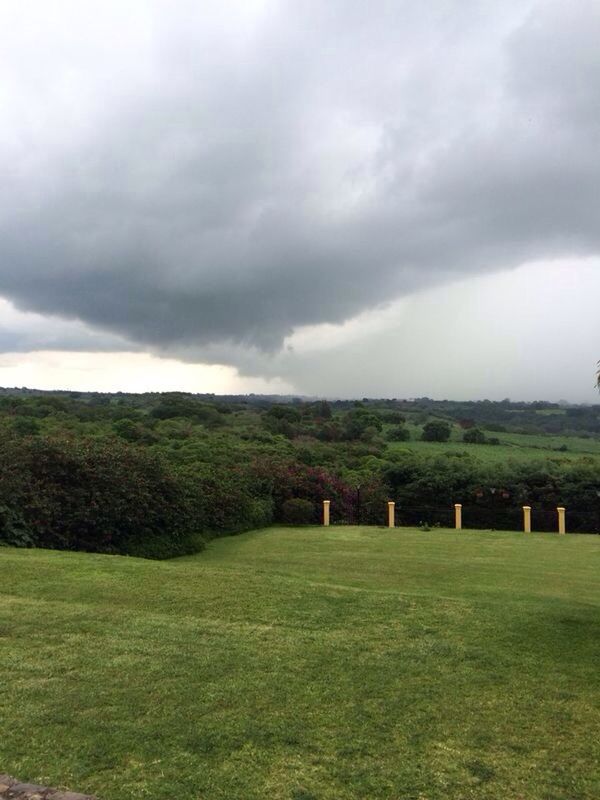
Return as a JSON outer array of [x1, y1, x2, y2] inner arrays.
[[454, 503, 462, 530], [523, 506, 531, 533], [323, 500, 330, 527], [557, 506, 566, 535], [387, 501, 395, 528]]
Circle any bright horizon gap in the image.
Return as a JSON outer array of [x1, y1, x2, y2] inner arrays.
[[0, 358, 600, 406]]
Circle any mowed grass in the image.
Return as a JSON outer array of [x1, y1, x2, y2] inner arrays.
[[1, 527, 599, 800]]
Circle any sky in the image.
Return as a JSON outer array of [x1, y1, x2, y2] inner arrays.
[[0, 0, 599, 401]]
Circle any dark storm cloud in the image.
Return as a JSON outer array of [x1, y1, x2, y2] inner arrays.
[[0, 0, 599, 370]]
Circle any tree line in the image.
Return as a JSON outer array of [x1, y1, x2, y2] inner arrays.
[[0, 391, 599, 556]]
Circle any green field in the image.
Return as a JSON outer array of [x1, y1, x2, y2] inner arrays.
[[390, 423, 600, 464], [1, 528, 599, 799]]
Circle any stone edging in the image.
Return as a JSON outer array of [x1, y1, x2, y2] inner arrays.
[[0, 775, 96, 800]]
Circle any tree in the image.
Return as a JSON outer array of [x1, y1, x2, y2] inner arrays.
[[265, 404, 301, 423], [421, 420, 451, 442], [387, 425, 411, 442], [151, 393, 224, 427], [343, 408, 383, 440], [11, 416, 40, 437], [305, 400, 332, 420], [262, 405, 301, 437], [113, 417, 145, 442], [463, 428, 486, 444]]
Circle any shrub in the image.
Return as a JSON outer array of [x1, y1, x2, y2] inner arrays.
[[0, 502, 33, 547], [121, 531, 206, 560], [265, 405, 302, 423], [281, 498, 316, 524], [0, 434, 202, 558], [387, 425, 411, 442], [343, 408, 383, 440], [12, 417, 41, 437], [112, 418, 153, 442], [421, 420, 451, 442], [187, 470, 274, 537], [252, 460, 356, 524], [304, 400, 332, 420], [356, 477, 392, 525], [463, 428, 487, 444], [248, 497, 275, 529], [151, 394, 224, 427], [382, 411, 406, 424]]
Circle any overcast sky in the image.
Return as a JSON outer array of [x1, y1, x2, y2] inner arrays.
[[1, 0, 599, 401]]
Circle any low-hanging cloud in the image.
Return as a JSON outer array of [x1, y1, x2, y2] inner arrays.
[[0, 0, 599, 375]]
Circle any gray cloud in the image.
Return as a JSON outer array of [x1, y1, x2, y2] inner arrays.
[[0, 0, 599, 376], [0, 300, 136, 354]]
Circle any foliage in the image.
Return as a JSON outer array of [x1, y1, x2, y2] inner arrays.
[[343, 407, 383, 440], [281, 498, 316, 524], [11, 416, 41, 436], [255, 460, 356, 524], [421, 420, 451, 442], [304, 400, 332, 419], [463, 427, 487, 444], [266, 404, 302, 423], [386, 424, 411, 441], [381, 410, 406, 424], [150, 393, 225, 428], [121, 530, 206, 559], [113, 417, 157, 443], [0, 434, 200, 557], [0, 389, 600, 550]]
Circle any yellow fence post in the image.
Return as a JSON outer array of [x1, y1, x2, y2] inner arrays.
[[523, 506, 531, 533], [387, 501, 395, 528], [454, 503, 462, 530], [557, 506, 566, 535], [323, 500, 330, 527]]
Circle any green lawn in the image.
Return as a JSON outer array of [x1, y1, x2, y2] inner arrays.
[[1, 527, 599, 799]]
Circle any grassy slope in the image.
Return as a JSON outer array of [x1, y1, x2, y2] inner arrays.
[[1, 528, 599, 800]]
